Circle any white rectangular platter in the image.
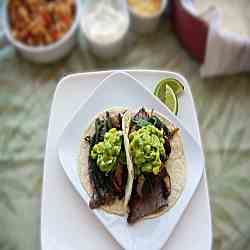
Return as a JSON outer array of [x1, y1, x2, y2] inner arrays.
[[41, 70, 212, 250]]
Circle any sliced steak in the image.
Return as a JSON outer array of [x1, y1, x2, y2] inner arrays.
[[133, 107, 149, 121], [127, 168, 171, 224], [111, 113, 123, 130], [88, 157, 115, 209], [112, 162, 127, 199]]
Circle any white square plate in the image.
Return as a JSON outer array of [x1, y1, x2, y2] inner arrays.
[[57, 71, 205, 250]]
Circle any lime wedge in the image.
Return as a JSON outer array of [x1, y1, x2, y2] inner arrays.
[[155, 78, 184, 96], [165, 78, 184, 96], [154, 79, 166, 101], [164, 84, 178, 114], [154, 80, 178, 114], [154, 78, 184, 115]]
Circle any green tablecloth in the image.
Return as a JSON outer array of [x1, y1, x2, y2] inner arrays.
[[0, 19, 250, 250]]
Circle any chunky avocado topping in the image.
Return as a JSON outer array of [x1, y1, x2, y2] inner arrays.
[[91, 128, 123, 173], [129, 125, 166, 175]]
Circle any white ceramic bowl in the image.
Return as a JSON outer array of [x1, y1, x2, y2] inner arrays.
[[80, 1, 129, 59], [129, 0, 168, 33], [0, 0, 81, 63], [82, 23, 129, 59]]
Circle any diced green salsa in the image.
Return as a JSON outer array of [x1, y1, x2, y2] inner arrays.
[[91, 128, 123, 173], [129, 125, 166, 175]]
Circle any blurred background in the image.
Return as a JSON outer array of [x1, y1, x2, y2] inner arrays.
[[0, 0, 250, 250]]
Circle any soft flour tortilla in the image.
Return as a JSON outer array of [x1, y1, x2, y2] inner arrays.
[[123, 109, 186, 219], [79, 107, 132, 215]]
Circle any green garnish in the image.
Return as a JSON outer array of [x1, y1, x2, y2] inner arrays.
[[132, 118, 152, 128]]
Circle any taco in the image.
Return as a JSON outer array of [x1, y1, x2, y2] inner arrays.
[[123, 108, 186, 223], [79, 107, 133, 215]]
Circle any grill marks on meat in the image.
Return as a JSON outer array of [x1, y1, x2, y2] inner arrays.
[[87, 112, 127, 209], [112, 162, 128, 199], [128, 167, 171, 224], [136, 175, 145, 198], [88, 157, 115, 209], [164, 138, 171, 158]]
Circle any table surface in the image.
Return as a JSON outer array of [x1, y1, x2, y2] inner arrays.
[[0, 13, 250, 250]]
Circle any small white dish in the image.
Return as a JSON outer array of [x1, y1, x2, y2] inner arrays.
[[57, 71, 205, 250], [0, 0, 81, 63], [80, 1, 129, 59], [129, 0, 168, 33]]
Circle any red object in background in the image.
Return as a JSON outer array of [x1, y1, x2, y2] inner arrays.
[[171, 0, 209, 63]]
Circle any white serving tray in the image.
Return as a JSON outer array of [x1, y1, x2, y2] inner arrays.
[[41, 70, 212, 250]]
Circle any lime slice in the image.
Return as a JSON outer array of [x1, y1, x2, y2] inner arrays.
[[154, 79, 166, 101], [154, 78, 184, 96], [164, 84, 178, 114], [165, 78, 184, 96], [154, 78, 180, 114]]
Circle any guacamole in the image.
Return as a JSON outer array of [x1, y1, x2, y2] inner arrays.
[[91, 128, 123, 173], [129, 125, 166, 175]]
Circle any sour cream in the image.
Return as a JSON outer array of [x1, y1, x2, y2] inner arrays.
[[81, 1, 129, 58]]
